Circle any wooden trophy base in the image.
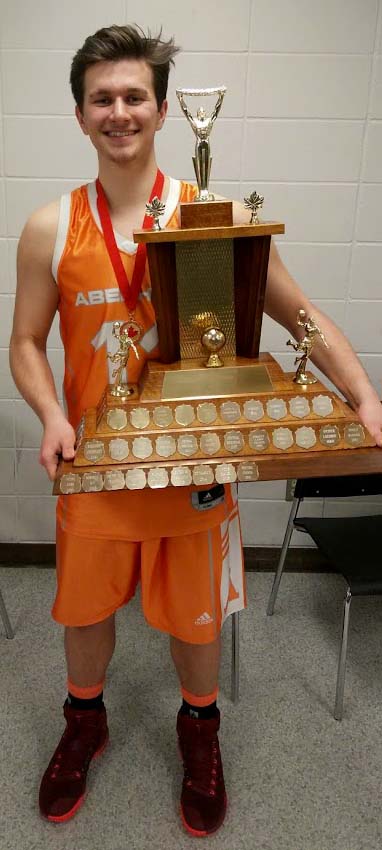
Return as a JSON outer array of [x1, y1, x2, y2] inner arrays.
[[180, 199, 233, 229], [54, 354, 381, 495]]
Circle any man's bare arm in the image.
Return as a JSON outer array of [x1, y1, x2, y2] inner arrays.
[[10, 203, 76, 479]]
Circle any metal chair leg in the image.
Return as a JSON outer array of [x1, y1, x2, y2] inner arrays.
[[334, 587, 352, 721], [0, 587, 14, 640], [231, 611, 239, 704], [267, 496, 300, 616]]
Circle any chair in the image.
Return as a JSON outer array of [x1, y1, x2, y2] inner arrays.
[[266, 474, 382, 720], [231, 612, 239, 703], [0, 585, 14, 639]]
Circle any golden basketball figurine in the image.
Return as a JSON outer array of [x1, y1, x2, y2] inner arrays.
[[108, 321, 140, 397], [287, 309, 329, 384]]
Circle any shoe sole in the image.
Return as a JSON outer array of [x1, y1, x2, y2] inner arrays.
[[180, 794, 228, 837], [42, 734, 109, 824]]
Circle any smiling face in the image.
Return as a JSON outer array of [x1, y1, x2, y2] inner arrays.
[[75, 58, 168, 167]]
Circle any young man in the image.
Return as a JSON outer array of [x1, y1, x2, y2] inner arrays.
[[10, 24, 382, 837]]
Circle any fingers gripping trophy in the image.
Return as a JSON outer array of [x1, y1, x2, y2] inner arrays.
[[176, 87, 226, 201]]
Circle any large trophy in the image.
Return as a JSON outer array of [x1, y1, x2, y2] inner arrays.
[[54, 87, 380, 496]]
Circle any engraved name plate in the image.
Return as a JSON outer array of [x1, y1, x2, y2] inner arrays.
[[84, 440, 105, 463], [132, 437, 153, 459], [192, 465, 214, 485], [237, 461, 259, 482], [266, 398, 287, 420], [200, 433, 221, 455], [175, 404, 195, 427], [130, 407, 150, 429], [155, 435, 176, 458], [248, 429, 270, 452], [107, 408, 128, 431], [171, 467, 192, 486], [153, 406, 173, 428], [82, 471, 104, 492], [197, 402, 217, 425], [215, 463, 237, 484], [224, 431, 244, 453], [289, 397, 310, 419], [272, 427, 294, 450], [220, 401, 241, 423], [319, 424, 340, 447], [109, 438, 129, 461], [148, 468, 169, 488], [312, 394, 333, 417], [243, 400, 264, 422], [177, 435, 198, 457], [104, 470, 126, 490], [125, 469, 147, 489], [60, 473, 82, 495], [295, 426, 317, 449], [344, 423, 365, 446]]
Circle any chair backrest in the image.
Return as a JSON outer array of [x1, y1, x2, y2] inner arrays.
[[294, 473, 382, 500]]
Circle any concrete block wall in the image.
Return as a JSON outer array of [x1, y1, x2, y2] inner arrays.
[[0, 0, 381, 545]]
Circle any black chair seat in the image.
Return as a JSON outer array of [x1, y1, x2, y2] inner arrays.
[[295, 515, 382, 595]]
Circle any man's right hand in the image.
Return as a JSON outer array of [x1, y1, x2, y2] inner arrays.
[[39, 411, 76, 481]]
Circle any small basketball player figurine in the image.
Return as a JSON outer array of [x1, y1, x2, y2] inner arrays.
[[108, 321, 140, 397], [287, 309, 329, 384]]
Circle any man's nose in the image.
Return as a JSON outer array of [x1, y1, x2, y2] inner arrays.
[[110, 98, 131, 120]]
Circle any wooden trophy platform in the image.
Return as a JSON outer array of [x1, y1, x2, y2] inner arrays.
[[54, 353, 380, 495], [54, 202, 382, 495]]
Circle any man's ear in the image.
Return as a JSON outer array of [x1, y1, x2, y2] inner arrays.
[[75, 105, 89, 136], [156, 99, 168, 131]]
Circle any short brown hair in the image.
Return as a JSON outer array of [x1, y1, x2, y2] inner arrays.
[[70, 24, 179, 111]]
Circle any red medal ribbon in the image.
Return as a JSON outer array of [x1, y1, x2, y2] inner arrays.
[[96, 168, 165, 313]]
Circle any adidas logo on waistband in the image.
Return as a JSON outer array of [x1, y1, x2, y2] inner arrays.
[[194, 611, 214, 626]]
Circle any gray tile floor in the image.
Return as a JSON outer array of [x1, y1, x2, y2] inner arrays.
[[1, 566, 382, 850]]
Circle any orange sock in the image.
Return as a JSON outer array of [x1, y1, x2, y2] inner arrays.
[[67, 679, 105, 700], [181, 686, 218, 708]]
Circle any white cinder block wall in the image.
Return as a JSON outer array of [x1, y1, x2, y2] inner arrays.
[[0, 0, 381, 545]]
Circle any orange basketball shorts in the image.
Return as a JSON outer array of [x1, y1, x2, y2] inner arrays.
[[53, 511, 246, 644]]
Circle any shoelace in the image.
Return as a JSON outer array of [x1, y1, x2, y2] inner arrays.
[[49, 715, 100, 781], [182, 737, 220, 797]]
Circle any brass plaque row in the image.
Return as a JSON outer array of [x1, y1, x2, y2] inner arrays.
[[103, 394, 336, 432], [80, 422, 366, 465], [59, 460, 260, 495]]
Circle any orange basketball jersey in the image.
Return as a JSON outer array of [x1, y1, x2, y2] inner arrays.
[[53, 177, 238, 540]]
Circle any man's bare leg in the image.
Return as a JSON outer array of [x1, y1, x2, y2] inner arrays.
[[170, 634, 220, 694], [65, 613, 116, 686]]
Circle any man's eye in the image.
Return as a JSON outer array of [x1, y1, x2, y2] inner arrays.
[[127, 96, 142, 104], [95, 98, 110, 105]]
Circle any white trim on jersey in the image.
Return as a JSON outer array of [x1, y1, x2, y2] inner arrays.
[[220, 484, 245, 623], [51, 193, 71, 283], [50, 177, 182, 284], [87, 176, 181, 254]]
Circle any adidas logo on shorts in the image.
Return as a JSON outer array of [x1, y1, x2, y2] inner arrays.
[[194, 611, 214, 626]]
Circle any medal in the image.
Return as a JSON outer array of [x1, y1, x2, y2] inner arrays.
[[123, 316, 143, 344]]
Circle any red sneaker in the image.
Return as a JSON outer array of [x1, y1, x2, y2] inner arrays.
[[39, 701, 109, 822], [177, 709, 227, 837]]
